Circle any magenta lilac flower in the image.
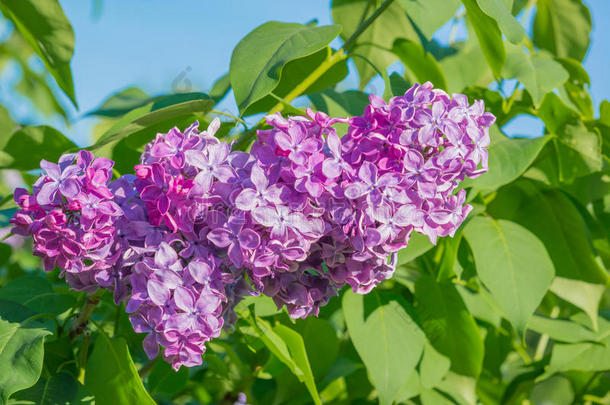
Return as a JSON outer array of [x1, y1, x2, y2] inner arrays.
[[11, 151, 123, 295]]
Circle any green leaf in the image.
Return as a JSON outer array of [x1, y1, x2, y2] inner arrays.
[[398, 0, 460, 40], [229, 21, 341, 113], [543, 317, 610, 377], [251, 317, 321, 405], [475, 0, 526, 44], [209, 73, 231, 103], [530, 376, 574, 405], [419, 343, 451, 389], [456, 284, 503, 327], [436, 371, 477, 404], [553, 120, 603, 183], [85, 336, 155, 405], [392, 39, 447, 90], [0, 0, 77, 106], [414, 274, 484, 377], [527, 314, 608, 344], [0, 275, 75, 317], [463, 217, 555, 333], [394, 370, 421, 402], [343, 290, 425, 405], [309, 89, 369, 117], [502, 44, 569, 106], [0, 319, 51, 403], [273, 324, 321, 405], [461, 0, 505, 78], [549, 277, 605, 332], [332, 0, 417, 88], [15, 60, 69, 121], [90, 96, 214, 151], [0, 300, 36, 324], [538, 92, 580, 134], [240, 47, 348, 116], [397, 232, 434, 266], [440, 40, 494, 94], [13, 372, 90, 405], [292, 317, 339, 381], [87, 87, 150, 117], [533, 0, 592, 61], [462, 131, 550, 191], [600, 100, 610, 127], [389, 72, 411, 97], [0, 126, 77, 171], [488, 182, 608, 285], [147, 360, 189, 397], [556, 57, 594, 118], [421, 388, 455, 405], [0, 106, 16, 136]]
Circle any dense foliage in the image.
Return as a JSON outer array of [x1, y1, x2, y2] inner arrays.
[[0, 0, 608, 404]]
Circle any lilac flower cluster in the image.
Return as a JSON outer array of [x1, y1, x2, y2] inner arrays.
[[11, 151, 124, 295], [342, 82, 495, 244], [243, 83, 494, 316], [10, 82, 494, 370]]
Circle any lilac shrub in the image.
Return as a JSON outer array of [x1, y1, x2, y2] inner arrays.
[[10, 82, 494, 369]]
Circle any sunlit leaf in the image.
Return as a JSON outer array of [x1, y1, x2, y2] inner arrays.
[[542, 316, 610, 377], [415, 274, 484, 377], [463, 130, 550, 191], [251, 317, 321, 405], [462, 0, 505, 77], [229, 22, 341, 113], [0, 0, 77, 106], [87, 87, 150, 117], [502, 44, 569, 106], [0, 319, 51, 403], [398, 0, 460, 40], [475, 0, 526, 44], [0, 126, 77, 171], [332, 0, 417, 88], [85, 336, 156, 405], [13, 372, 91, 405], [396, 232, 434, 266], [556, 57, 594, 118], [553, 120, 603, 183], [392, 39, 447, 90], [533, 0, 591, 61], [90, 95, 214, 151], [464, 216, 555, 333], [549, 277, 605, 331], [489, 182, 608, 285], [343, 290, 425, 405], [419, 343, 451, 389], [527, 314, 609, 344], [241, 47, 348, 116], [273, 324, 322, 405]]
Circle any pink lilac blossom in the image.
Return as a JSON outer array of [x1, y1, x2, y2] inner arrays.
[[10, 82, 494, 369], [10, 151, 125, 299]]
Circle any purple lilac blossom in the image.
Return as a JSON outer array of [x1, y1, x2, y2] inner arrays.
[[243, 83, 494, 314], [11, 151, 124, 294], [10, 82, 493, 370]]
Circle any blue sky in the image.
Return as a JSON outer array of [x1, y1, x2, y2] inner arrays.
[[6, 1, 610, 144]]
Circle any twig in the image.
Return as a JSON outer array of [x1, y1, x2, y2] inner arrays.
[[139, 357, 159, 377], [70, 293, 102, 340]]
